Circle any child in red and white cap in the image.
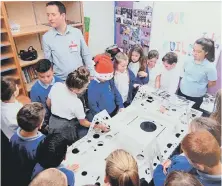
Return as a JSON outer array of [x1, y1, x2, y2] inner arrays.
[[88, 54, 124, 118]]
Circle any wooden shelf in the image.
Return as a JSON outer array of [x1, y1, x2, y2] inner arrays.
[[1, 28, 7, 33], [1, 41, 11, 47], [0, 63, 16, 73], [20, 50, 44, 67], [7, 73, 20, 80], [1, 52, 14, 60], [12, 23, 83, 37], [26, 79, 37, 92]]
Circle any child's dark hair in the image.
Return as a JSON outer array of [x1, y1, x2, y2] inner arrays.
[[148, 50, 159, 60], [66, 66, 90, 89], [17, 103, 45, 132], [36, 133, 68, 168], [195, 38, 215, 62], [162, 52, 178, 64], [164, 171, 203, 186], [35, 59, 53, 73], [114, 52, 128, 71], [46, 1, 66, 14], [128, 44, 145, 71], [1, 76, 17, 101]]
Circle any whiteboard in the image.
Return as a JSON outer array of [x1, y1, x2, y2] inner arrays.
[[149, 1, 221, 75]]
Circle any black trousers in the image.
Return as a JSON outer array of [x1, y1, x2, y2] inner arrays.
[[177, 88, 203, 110]]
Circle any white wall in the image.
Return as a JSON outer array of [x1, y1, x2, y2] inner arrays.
[[83, 1, 114, 56]]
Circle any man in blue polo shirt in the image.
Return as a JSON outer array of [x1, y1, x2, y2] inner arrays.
[[42, 1, 95, 80]]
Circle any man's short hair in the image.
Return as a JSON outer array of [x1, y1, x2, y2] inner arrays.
[[35, 59, 53, 73], [29, 168, 67, 186], [162, 52, 178, 64], [46, 1, 66, 14], [181, 131, 221, 168], [17, 103, 45, 132]]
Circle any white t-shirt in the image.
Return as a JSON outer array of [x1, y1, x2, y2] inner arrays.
[[159, 64, 180, 95], [128, 62, 140, 76], [1, 100, 23, 139], [48, 82, 86, 120], [114, 71, 129, 103]]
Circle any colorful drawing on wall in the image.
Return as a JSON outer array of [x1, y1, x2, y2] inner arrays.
[[115, 2, 154, 54], [84, 17, 90, 45]]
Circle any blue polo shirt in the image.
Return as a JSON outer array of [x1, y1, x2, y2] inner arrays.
[[180, 57, 217, 97], [42, 25, 95, 80]]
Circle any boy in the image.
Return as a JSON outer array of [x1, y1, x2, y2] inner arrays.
[[30, 59, 62, 130], [1, 76, 22, 139], [155, 52, 180, 95], [8, 103, 46, 186], [29, 168, 68, 186], [88, 54, 124, 117], [32, 134, 78, 186]]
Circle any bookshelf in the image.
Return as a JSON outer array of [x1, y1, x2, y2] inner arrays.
[[1, 1, 85, 94], [1, 2, 27, 99]]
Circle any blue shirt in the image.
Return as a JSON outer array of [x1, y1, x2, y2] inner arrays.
[[32, 163, 75, 186], [30, 76, 62, 122], [42, 25, 95, 80], [135, 66, 149, 85], [9, 128, 45, 186], [88, 78, 124, 116], [180, 57, 217, 97]]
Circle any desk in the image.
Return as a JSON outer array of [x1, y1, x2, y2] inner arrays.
[[63, 85, 202, 185]]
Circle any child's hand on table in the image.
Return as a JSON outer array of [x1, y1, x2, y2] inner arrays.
[[67, 164, 79, 172], [118, 108, 124, 113], [94, 123, 110, 132], [162, 159, 172, 175]]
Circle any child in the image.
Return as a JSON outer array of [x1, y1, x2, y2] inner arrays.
[[154, 117, 221, 186], [178, 38, 217, 109], [155, 52, 180, 95], [46, 66, 109, 145], [181, 131, 221, 185], [1, 76, 23, 139], [128, 44, 144, 77], [164, 171, 203, 186], [210, 89, 221, 124], [29, 168, 68, 186], [113, 52, 136, 107], [143, 50, 160, 87], [88, 54, 124, 117], [32, 134, 78, 186], [8, 103, 46, 186], [105, 149, 140, 186], [30, 59, 63, 130]]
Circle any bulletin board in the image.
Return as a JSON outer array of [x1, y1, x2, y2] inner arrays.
[[114, 1, 154, 55], [149, 1, 221, 71]]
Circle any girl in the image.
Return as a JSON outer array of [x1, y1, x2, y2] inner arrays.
[[104, 149, 140, 186], [114, 52, 136, 107], [46, 66, 109, 145], [138, 49, 159, 86], [128, 44, 144, 77], [178, 38, 217, 109], [210, 89, 221, 124]]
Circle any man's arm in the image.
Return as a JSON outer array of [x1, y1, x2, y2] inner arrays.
[[79, 30, 95, 77]]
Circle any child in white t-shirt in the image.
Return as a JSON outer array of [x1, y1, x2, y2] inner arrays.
[[155, 52, 180, 95], [46, 66, 109, 145], [1, 76, 23, 139]]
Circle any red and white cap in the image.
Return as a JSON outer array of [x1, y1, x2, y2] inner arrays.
[[94, 54, 114, 80]]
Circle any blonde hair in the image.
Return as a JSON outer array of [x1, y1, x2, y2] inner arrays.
[[29, 168, 67, 186], [114, 52, 129, 70], [210, 89, 221, 124], [105, 149, 139, 186]]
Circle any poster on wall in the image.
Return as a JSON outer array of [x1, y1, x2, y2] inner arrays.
[[115, 1, 154, 55]]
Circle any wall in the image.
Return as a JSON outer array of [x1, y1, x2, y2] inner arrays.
[[149, 1, 221, 94], [83, 1, 115, 56]]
